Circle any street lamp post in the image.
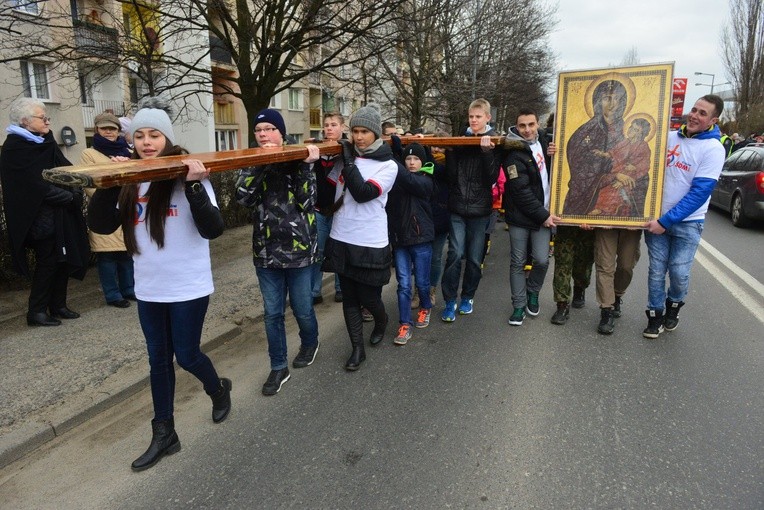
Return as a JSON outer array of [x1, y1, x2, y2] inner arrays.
[[694, 71, 716, 93]]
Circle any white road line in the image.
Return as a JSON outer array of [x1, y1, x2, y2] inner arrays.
[[698, 238, 764, 298], [695, 242, 764, 324]]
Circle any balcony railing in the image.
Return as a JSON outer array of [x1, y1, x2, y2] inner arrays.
[[309, 107, 321, 128], [82, 100, 134, 129], [73, 18, 119, 58]]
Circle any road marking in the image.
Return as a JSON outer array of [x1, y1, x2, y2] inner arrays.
[[696, 240, 764, 324]]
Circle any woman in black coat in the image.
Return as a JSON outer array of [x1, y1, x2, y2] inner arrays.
[[0, 98, 89, 326]]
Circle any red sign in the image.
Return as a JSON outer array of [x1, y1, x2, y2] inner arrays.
[[671, 77, 687, 117], [673, 78, 687, 94]]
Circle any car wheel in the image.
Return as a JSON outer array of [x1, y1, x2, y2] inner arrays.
[[731, 193, 751, 228]]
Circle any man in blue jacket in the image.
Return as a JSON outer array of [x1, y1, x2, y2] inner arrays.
[[642, 95, 725, 338]]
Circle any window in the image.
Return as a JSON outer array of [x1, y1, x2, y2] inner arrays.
[[20, 61, 50, 100], [288, 88, 303, 111], [269, 93, 282, 109], [290, 133, 303, 144], [78, 72, 93, 106], [215, 130, 238, 151], [12, 0, 40, 15]]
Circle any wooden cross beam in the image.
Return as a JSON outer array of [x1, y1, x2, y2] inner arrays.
[[42, 136, 505, 188]]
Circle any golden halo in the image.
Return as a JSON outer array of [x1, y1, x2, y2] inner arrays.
[[583, 72, 637, 119], [624, 113, 657, 142]]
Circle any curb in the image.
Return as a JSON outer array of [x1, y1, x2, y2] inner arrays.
[[0, 322, 242, 469]]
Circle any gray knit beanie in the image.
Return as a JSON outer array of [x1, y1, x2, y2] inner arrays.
[[130, 97, 176, 145], [350, 103, 382, 138]]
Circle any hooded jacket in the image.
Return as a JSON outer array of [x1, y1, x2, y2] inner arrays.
[[502, 127, 551, 230], [445, 126, 501, 217], [387, 164, 434, 248]]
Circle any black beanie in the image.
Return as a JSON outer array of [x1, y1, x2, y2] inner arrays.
[[254, 108, 287, 138], [403, 143, 427, 164]]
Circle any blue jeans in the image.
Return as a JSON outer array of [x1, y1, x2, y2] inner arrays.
[[508, 225, 551, 308], [430, 231, 448, 290], [96, 251, 134, 303], [441, 214, 490, 302], [311, 212, 340, 298], [138, 296, 220, 421], [645, 221, 704, 310], [394, 243, 433, 324], [256, 265, 318, 370]]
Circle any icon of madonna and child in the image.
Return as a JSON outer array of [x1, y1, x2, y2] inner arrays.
[[561, 73, 660, 220]]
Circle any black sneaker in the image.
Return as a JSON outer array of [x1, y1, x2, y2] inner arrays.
[[293, 342, 320, 368], [664, 300, 684, 331], [612, 296, 623, 318], [262, 368, 290, 396], [597, 307, 615, 335], [643, 309, 664, 339], [572, 286, 586, 309], [550, 302, 569, 325]]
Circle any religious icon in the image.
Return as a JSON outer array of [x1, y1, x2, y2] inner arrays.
[[550, 63, 674, 227]]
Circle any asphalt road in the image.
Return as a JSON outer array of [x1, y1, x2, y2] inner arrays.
[[1, 220, 762, 509]]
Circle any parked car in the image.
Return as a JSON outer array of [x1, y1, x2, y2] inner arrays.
[[709, 144, 764, 227]]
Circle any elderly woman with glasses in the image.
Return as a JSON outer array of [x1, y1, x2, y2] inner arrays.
[[0, 97, 90, 326]]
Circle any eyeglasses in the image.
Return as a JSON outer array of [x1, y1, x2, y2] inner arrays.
[[254, 127, 278, 134], [31, 115, 51, 123]]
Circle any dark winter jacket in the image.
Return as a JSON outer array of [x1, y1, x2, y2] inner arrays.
[[387, 164, 434, 248], [502, 128, 551, 230], [445, 127, 501, 218], [430, 157, 450, 235], [235, 153, 317, 269]]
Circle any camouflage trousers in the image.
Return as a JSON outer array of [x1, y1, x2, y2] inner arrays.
[[552, 226, 595, 303]]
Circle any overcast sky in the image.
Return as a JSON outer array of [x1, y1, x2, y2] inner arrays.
[[548, 0, 733, 114]]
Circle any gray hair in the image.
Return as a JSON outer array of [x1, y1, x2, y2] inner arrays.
[[9, 97, 45, 126]]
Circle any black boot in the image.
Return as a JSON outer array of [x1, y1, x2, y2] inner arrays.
[[572, 287, 586, 309], [643, 309, 664, 339], [597, 307, 615, 335], [343, 306, 366, 371], [663, 299, 684, 331], [210, 378, 232, 423], [131, 418, 181, 472], [369, 313, 389, 346]]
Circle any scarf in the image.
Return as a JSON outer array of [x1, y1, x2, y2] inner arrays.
[[6, 124, 45, 144], [92, 133, 132, 157]]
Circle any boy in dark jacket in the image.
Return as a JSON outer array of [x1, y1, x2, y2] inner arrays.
[[503, 109, 560, 326], [387, 143, 435, 344], [441, 98, 502, 322]]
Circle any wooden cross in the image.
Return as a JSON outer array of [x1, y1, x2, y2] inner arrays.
[[42, 136, 505, 188]]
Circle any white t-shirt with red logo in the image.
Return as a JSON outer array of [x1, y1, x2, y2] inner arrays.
[[133, 179, 217, 302]]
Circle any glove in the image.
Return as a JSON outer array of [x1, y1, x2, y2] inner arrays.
[[338, 139, 355, 168]]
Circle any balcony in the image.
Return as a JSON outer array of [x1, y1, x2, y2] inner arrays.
[[82, 100, 133, 129], [309, 107, 321, 128], [73, 18, 119, 58]]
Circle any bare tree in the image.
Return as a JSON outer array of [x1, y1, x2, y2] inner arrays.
[[721, 0, 764, 134], [620, 46, 640, 66]]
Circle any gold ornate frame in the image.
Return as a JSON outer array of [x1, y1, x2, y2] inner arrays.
[[550, 63, 674, 227]]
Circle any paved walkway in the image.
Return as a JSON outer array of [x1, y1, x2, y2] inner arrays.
[[0, 225, 270, 468]]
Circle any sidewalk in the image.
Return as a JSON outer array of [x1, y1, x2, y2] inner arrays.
[[0, 225, 264, 468]]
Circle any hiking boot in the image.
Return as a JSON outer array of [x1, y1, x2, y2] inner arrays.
[[411, 292, 420, 309], [664, 300, 684, 331], [414, 308, 431, 328], [458, 298, 474, 315], [429, 286, 437, 308], [526, 292, 540, 316], [441, 300, 457, 322], [393, 324, 413, 345], [572, 286, 586, 308], [643, 309, 665, 339], [550, 302, 570, 325], [612, 296, 623, 318], [597, 307, 615, 335], [292, 341, 320, 368], [508, 307, 526, 326], [262, 368, 290, 396]]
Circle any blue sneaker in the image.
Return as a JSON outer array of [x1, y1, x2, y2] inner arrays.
[[441, 300, 457, 322], [458, 298, 474, 315]]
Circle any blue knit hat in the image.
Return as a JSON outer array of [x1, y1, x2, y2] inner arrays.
[[254, 108, 287, 138]]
